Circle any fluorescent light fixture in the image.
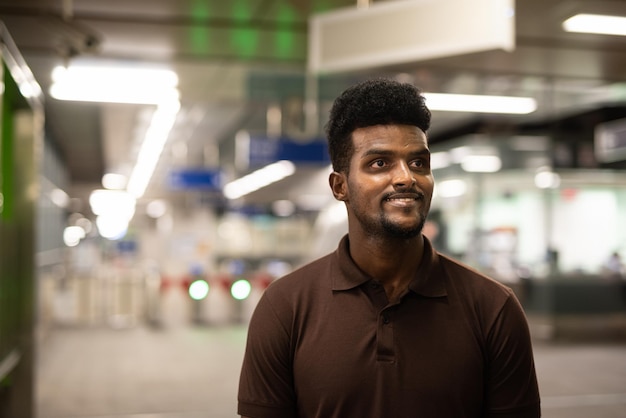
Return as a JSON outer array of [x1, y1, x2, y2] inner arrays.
[[461, 155, 502, 173], [430, 151, 451, 170], [55, 63, 181, 217], [96, 215, 129, 240], [63, 226, 86, 247], [89, 189, 136, 219], [49, 188, 70, 208], [75, 217, 93, 235], [424, 93, 537, 114], [224, 160, 296, 200], [563, 14, 626, 36], [146, 199, 168, 219], [50, 64, 179, 105], [534, 169, 561, 189], [89, 189, 137, 240], [126, 101, 180, 198], [102, 173, 127, 190], [436, 179, 467, 198]]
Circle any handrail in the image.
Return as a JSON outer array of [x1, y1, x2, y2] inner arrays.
[[0, 349, 21, 381]]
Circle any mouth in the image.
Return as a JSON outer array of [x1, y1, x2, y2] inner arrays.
[[384, 193, 423, 207]]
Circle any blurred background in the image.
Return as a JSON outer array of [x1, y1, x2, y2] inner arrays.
[[0, 0, 625, 417]]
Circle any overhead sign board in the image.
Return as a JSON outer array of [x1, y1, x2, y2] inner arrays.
[[167, 169, 223, 191], [248, 136, 329, 167], [308, 0, 515, 73]]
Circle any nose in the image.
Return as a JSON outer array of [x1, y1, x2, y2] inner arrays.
[[392, 161, 415, 188]]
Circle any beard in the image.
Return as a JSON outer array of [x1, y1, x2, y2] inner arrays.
[[380, 214, 426, 239], [353, 207, 427, 240]]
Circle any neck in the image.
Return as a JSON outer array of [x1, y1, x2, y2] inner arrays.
[[348, 230, 425, 301]]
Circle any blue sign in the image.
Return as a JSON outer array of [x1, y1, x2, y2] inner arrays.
[[167, 169, 223, 190], [249, 136, 329, 167], [116, 240, 137, 253]]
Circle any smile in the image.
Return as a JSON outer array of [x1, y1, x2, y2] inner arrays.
[[384, 194, 422, 207]]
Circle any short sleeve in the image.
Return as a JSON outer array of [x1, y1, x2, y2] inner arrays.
[[485, 291, 541, 417], [237, 291, 297, 418]]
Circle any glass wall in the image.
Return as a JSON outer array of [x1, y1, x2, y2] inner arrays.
[[430, 134, 626, 283]]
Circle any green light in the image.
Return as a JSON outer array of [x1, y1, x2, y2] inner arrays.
[[231, 0, 257, 58], [231, 279, 251, 300], [231, 0, 252, 22], [189, 279, 209, 300], [274, 6, 296, 58], [232, 29, 258, 59], [191, 0, 210, 19], [189, 0, 212, 54]]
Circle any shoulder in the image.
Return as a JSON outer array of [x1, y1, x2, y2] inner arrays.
[[438, 252, 515, 301], [435, 252, 526, 336], [267, 253, 334, 294], [259, 253, 335, 313]]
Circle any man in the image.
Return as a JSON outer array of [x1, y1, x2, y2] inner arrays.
[[238, 78, 541, 418]]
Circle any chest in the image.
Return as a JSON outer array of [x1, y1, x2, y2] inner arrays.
[[291, 288, 485, 416]]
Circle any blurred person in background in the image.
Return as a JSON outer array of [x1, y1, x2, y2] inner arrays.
[[603, 251, 625, 278], [238, 78, 541, 418]]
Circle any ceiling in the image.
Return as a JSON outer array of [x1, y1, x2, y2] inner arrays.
[[1, 0, 625, 217]]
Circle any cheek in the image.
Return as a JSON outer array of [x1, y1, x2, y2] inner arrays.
[[346, 182, 375, 208], [419, 176, 434, 194]]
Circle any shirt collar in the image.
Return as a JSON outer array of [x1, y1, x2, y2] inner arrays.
[[331, 234, 448, 298]]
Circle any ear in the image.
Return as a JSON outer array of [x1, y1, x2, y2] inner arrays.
[[329, 171, 348, 201]]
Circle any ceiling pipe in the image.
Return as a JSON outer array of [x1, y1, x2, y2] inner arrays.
[[62, 0, 73, 21]]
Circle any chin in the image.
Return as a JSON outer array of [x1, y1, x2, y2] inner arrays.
[[383, 222, 424, 239]]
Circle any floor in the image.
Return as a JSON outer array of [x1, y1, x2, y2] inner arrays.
[[36, 318, 626, 418]]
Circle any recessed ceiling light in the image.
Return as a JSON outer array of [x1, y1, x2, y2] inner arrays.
[[50, 64, 179, 105], [424, 93, 537, 114], [563, 14, 626, 37]]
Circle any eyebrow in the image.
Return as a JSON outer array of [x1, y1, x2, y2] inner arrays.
[[361, 148, 430, 158]]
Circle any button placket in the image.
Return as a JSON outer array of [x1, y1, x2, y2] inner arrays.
[[376, 307, 395, 362]]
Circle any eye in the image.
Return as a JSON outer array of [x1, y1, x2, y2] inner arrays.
[[370, 159, 386, 168], [411, 158, 429, 169]]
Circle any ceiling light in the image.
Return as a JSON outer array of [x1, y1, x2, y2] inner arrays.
[[534, 169, 561, 189], [436, 179, 467, 198], [96, 215, 129, 240], [223, 160, 296, 200], [461, 155, 502, 173], [424, 93, 537, 114], [126, 101, 180, 198], [89, 189, 136, 219], [89, 189, 137, 240], [563, 14, 626, 36], [146, 199, 168, 218], [53, 63, 181, 204], [50, 64, 179, 105], [102, 173, 127, 190], [63, 226, 86, 247], [430, 151, 451, 170], [49, 188, 70, 208]]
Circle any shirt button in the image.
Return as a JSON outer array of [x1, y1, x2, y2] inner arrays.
[[382, 315, 390, 324]]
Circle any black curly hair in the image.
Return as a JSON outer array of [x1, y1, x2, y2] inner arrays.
[[325, 78, 431, 173]]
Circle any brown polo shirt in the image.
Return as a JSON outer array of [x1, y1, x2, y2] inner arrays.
[[238, 235, 540, 418]]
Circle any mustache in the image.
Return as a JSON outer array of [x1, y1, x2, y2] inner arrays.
[[383, 190, 425, 200]]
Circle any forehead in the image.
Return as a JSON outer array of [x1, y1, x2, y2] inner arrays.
[[351, 124, 429, 153]]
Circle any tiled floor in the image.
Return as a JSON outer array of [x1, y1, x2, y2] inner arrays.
[[36, 319, 626, 418]]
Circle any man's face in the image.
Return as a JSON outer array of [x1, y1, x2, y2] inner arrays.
[[331, 124, 434, 239]]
